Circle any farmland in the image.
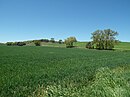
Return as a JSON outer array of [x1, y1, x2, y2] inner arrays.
[[27, 41, 130, 50], [0, 46, 130, 97]]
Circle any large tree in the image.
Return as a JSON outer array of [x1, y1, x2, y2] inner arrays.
[[65, 37, 77, 48], [91, 29, 118, 50]]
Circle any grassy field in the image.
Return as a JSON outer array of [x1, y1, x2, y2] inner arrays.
[[114, 42, 130, 50], [27, 41, 130, 50], [0, 45, 130, 97]]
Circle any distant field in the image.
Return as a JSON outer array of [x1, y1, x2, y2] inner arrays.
[[27, 41, 130, 50], [0, 43, 5, 46], [75, 42, 130, 50], [0, 46, 130, 97], [114, 42, 130, 50]]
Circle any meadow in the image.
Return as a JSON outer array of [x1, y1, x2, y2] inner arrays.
[[0, 45, 130, 97]]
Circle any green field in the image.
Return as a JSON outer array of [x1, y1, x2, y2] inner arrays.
[[114, 42, 130, 50], [0, 45, 130, 97], [27, 41, 130, 50]]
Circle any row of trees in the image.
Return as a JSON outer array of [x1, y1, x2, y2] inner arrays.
[[6, 38, 64, 46], [33, 38, 63, 46], [32, 38, 63, 44], [6, 29, 118, 50], [6, 42, 26, 46]]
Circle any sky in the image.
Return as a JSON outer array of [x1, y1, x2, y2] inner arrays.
[[0, 0, 130, 42]]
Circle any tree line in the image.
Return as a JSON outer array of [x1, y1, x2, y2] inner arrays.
[[6, 38, 63, 46], [64, 29, 118, 50], [6, 29, 119, 50]]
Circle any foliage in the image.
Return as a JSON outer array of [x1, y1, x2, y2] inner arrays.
[[6, 42, 26, 46], [6, 42, 13, 46], [34, 40, 41, 46], [17, 42, 26, 46], [50, 38, 55, 43], [91, 29, 118, 50], [86, 42, 94, 49], [65, 37, 77, 48], [58, 39, 62, 44], [40, 39, 49, 42]]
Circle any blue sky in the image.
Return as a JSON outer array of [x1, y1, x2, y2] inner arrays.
[[0, 0, 130, 42]]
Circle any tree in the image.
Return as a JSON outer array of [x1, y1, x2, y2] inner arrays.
[[34, 40, 41, 46], [91, 29, 118, 50], [58, 39, 62, 44], [65, 37, 77, 48], [40, 39, 49, 42], [86, 42, 94, 49], [50, 38, 55, 43]]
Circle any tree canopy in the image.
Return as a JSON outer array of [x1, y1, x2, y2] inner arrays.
[[65, 37, 77, 48], [91, 29, 118, 50]]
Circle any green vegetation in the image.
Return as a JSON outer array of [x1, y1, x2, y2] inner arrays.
[[0, 46, 130, 97], [58, 39, 63, 44], [86, 42, 94, 49], [50, 38, 55, 43], [91, 29, 118, 50], [65, 37, 77, 48], [34, 40, 41, 46], [0, 43, 5, 46], [6, 42, 26, 46], [1, 30, 130, 96], [114, 42, 130, 50]]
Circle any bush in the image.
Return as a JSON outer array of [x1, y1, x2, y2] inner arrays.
[[86, 42, 94, 49], [6, 42, 26, 46], [65, 37, 77, 48], [34, 40, 41, 46], [17, 42, 26, 46], [6, 42, 13, 46]]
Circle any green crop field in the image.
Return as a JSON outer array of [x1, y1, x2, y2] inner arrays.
[[0, 46, 130, 97]]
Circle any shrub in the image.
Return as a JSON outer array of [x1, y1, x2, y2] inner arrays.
[[86, 42, 94, 49], [17, 42, 26, 46], [65, 37, 77, 48], [6, 42, 13, 46], [34, 40, 41, 46]]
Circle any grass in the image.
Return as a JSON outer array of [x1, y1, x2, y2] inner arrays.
[[0, 45, 130, 97], [114, 42, 130, 50]]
